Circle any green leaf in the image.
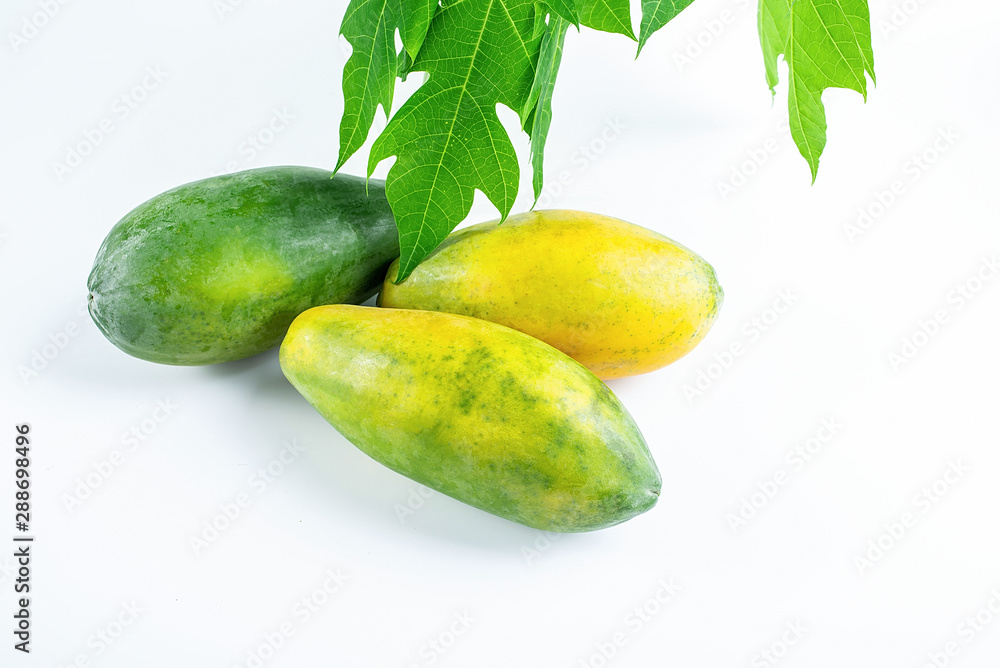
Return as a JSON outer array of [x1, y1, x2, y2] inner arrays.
[[368, 0, 544, 281], [579, 0, 635, 39], [525, 15, 570, 203], [545, 0, 581, 26], [336, 0, 439, 171], [759, 0, 875, 181], [637, 0, 695, 54], [337, 0, 877, 280]]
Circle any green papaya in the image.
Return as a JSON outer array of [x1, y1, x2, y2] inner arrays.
[[87, 166, 399, 365], [279, 305, 661, 532]]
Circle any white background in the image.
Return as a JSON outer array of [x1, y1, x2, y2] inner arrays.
[[2, 0, 999, 666]]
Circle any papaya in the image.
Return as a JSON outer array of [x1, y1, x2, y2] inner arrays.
[[279, 305, 661, 532], [378, 209, 723, 379], [87, 166, 399, 365]]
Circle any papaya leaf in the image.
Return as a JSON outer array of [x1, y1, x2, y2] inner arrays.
[[525, 15, 570, 204], [368, 0, 544, 281], [336, 0, 439, 171], [336, 0, 876, 280], [545, 0, 581, 26], [637, 0, 696, 54], [579, 0, 635, 39], [759, 0, 875, 181]]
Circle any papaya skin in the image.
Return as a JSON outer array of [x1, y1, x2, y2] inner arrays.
[[378, 210, 723, 379], [279, 305, 661, 533], [87, 166, 399, 365]]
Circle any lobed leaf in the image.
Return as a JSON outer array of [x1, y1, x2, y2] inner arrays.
[[336, 0, 439, 171], [545, 0, 582, 26], [368, 0, 544, 281], [337, 0, 876, 281], [637, 0, 696, 54], [759, 0, 875, 181], [579, 0, 635, 39], [524, 15, 571, 203]]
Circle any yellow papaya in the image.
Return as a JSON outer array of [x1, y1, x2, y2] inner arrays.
[[378, 210, 723, 379]]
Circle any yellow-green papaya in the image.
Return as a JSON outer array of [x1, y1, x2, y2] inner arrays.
[[279, 305, 661, 532]]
